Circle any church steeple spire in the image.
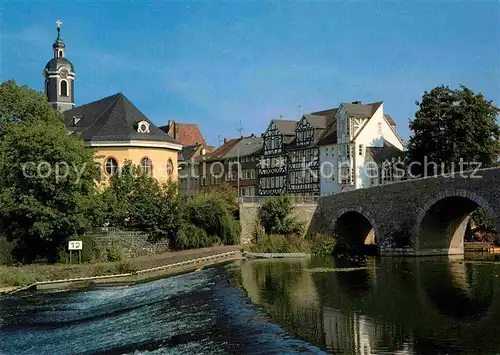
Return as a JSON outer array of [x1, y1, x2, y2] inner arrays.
[[53, 20, 66, 58], [44, 20, 75, 113]]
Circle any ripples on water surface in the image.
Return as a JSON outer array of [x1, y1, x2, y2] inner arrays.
[[0, 266, 324, 354], [1, 256, 500, 354]]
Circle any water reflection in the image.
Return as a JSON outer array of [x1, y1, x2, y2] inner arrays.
[[239, 256, 500, 355]]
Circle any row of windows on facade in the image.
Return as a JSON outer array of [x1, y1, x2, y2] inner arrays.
[[325, 144, 365, 157], [262, 143, 368, 163], [239, 186, 256, 197], [296, 129, 313, 146], [104, 157, 174, 176], [260, 176, 286, 189]]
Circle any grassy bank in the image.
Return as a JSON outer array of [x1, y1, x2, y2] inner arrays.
[[0, 245, 240, 288]]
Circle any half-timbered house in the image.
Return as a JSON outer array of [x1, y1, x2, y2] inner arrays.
[[258, 120, 296, 195], [287, 114, 332, 196]]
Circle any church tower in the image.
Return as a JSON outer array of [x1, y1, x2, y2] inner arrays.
[[43, 20, 75, 112]]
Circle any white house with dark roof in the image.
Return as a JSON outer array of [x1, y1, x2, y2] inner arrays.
[[318, 101, 404, 196]]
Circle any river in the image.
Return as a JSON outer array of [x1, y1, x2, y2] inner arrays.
[[1, 255, 500, 354]]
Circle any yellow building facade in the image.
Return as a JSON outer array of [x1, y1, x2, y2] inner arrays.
[[94, 145, 179, 182]]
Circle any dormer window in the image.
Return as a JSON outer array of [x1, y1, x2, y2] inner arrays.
[[137, 120, 150, 133]]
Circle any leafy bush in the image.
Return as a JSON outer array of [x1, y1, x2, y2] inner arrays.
[[174, 224, 222, 250], [106, 244, 124, 262], [0, 236, 14, 265], [114, 261, 138, 274], [250, 234, 311, 253], [103, 162, 182, 241], [258, 196, 304, 236], [178, 190, 240, 249], [308, 233, 337, 256]]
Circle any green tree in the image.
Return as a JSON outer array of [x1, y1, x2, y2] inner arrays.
[[0, 80, 60, 129], [178, 190, 241, 248], [103, 161, 181, 240], [407, 85, 500, 175], [258, 195, 304, 236], [0, 107, 100, 262]]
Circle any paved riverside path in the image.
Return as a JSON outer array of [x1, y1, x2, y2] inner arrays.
[[127, 245, 242, 270]]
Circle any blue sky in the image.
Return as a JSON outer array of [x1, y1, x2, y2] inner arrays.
[[1, 1, 499, 146]]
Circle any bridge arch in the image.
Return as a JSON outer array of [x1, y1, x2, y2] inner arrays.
[[331, 207, 380, 247], [413, 189, 497, 254]]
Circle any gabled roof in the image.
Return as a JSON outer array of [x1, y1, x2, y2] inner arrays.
[[302, 114, 330, 129], [199, 138, 241, 162], [159, 122, 206, 146], [384, 114, 396, 127], [179, 144, 202, 161], [341, 101, 383, 118], [223, 136, 263, 159], [311, 108, 338, 117], [63, 93, 180, 144], [271, 119, 297, 135]]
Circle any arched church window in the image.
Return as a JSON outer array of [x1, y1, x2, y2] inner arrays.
[[167, 159, 174, 176], [60, 80, 68, 96], [104, 157, 119, 176], [45, 80, 49, 95], [58, 50, 63, 57], [140, 157, 152, 175]]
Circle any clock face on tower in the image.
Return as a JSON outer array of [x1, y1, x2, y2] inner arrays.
[[60, 67, 69, 78]]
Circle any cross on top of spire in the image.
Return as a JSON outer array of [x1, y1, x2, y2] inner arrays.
[[56, 20, 62, 29]]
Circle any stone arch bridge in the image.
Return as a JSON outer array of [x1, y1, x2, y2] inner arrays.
[[318, 167, 500, 255]]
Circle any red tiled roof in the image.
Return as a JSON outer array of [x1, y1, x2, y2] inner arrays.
[[175, 123, 206, 146], [206, 138, 241, 161], [160, 121, 206, 147], [194, 138, 241, 162]]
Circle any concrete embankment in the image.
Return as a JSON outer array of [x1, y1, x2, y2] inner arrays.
[[244, 252, 311, 259], [2, 247, 244, 295]]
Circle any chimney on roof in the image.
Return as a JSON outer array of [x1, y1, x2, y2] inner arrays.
[[223, 138, 228, 144], [352, 101, 362, 104], [251, 133, 255, 138], [167, 120, 178, 139]]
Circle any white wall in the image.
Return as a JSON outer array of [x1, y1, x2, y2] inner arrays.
[[353, 103, 404, 188], [319, 144, 341, 196]]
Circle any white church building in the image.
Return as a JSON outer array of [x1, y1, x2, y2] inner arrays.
[[318, 101, 404, 196]]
